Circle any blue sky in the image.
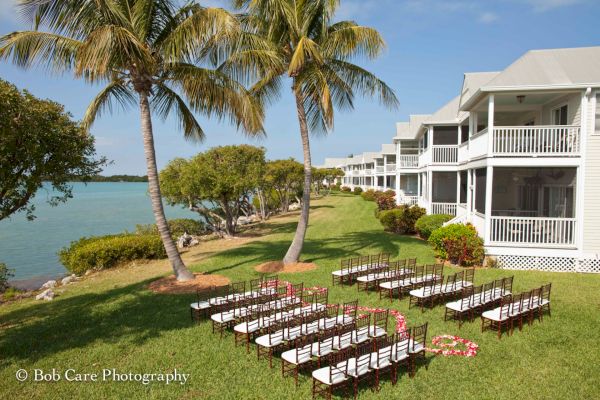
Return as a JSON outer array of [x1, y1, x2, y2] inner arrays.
[[1, 0, 599, 174]]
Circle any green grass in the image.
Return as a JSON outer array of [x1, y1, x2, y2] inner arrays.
[[1, 193, 599, 399]]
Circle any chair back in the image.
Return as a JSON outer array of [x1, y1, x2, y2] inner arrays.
[[394, 329, 411, 355], [328, 348, 350, 383], [370, 254, 380, 268], [469, 284, 483, 307], [380, 253, 391, 266], [424, 276, 442, 296], [317, 327, 336, 354], [433, 263, 444, 278], [342, 300, 358, 319], [355, 313, 370, 330], [530, 287, 542, 309], [511, 293, 524, 314], [231, 281, 246, 295], [372, 309, 389, 332], [373, 335, 394, 367], [412, 265, 425, 282], [350, 256, 360, 269], [482, 281, 494, 303], [502, 276, 514, 295], [360, 255, 370, 267], [410, 322, 428, 351], [463, 268, 475, 285], [407, 258, 417, 269], [326, 303, 340, 318], [443, 273, 457, 292], [460, 286, 474, 309], [541, 283, 552, 303], [499, 294, 512, 319], [354, 341, 373, 372]]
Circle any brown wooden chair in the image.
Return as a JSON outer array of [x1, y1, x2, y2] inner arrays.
[[481, 294, 512, 339], [408, 322, 428, 377], [281, 335, 314, 386], [312, 347, 351, 400], [349, 341, 373, 399], [390, 330, 411, 385], [371, 335, 394, 391]]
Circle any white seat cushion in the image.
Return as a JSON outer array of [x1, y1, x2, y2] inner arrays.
[[370, 349, 392, 369], [390, 344, 409, 362], [281, 345, 313, 365], [311, 341, 334, 357], [482, 308, 509, 321], [368, 325, 387, 338], [211, 312, 235, 323], [408, 339, 424, 354], [190, 301, 210, 310], [332, 270, 349, 277], [352, 327, 370, 344], [332, 334, 353, 350], [445, 301, 468, 312], [312, 365, 348, 385]]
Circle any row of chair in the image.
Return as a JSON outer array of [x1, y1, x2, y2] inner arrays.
[[331, 253, 391, 285], [444, 276, 514, 326], [408, 269, 475, 312], [378, 264, 446, 300], [311, 324, 428, 399], [190, 275, 279, 320], [356, 259, 417, 292], [481, 283, 552, 339]]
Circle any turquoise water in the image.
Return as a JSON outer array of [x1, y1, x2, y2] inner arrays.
[[0, 182, 197, 281]]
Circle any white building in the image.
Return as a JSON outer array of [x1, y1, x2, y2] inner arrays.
[[320, 47, 600, 273]]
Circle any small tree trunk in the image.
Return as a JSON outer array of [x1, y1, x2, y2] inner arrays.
[[283, 89, 312, 265], [138, 92, 193, 281]]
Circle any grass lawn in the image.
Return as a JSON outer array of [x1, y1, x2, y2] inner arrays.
[[1, 193, 599, 399]]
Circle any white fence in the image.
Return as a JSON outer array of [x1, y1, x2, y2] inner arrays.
[[497, 255, 600, 273], [385, 163, 396, 172], [432, 145, 458, 164], [489, 216, 576, 247], [431, 202, 457, 215], [492, 126, 580, 156], [398, 155, 418, 168], [375, 166, 384, 174], [399, 195, 419, 206]]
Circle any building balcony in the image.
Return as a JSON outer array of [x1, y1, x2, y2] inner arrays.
[[398, 155, 418, 168], [492, 125, 580, 156], [431, 202, 457, 216], [385, 164, 397, 173], [399, 195, 419, 206], [489, 216, 576, 247], [432, 145, 458, 164], [375, 166, 384, 174]]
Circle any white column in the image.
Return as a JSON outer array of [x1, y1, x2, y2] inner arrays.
[[396, 173, 401, 205], [427, 171, 433, 214], [417, 173, 421, 199], [457, 125, 461, 145], [576, 89, 591, 252], [456, 171, 461, 206], [487, 95, 495, 154], [466, 169, 473, 221], [484, 166, 494, 245]]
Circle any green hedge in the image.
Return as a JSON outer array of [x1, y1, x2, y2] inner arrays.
[[378, 205, 426, 234], [59, 234, 167, 275], [415, 214, 454, 239], [353, 187, 363, 195], [361, 189, 378, 201], [135, 218, 206, 238], [340, 186, 351, 193], [428, 223, 484, 266]]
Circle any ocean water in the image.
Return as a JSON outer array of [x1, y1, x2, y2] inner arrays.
[[0, 182, 197, 282]]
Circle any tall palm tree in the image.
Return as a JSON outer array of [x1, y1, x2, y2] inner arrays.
[[0, 0, 275, 280], [233, 0, 399, 264]]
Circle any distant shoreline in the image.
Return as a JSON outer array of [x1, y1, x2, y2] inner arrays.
[[72, 175, 148, 183]]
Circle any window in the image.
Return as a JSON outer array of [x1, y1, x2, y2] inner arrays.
[[474, 169, 487, 214], [460, 170, 468, 204], [460, 124, 469, 143], [552, 104, 568, 125]]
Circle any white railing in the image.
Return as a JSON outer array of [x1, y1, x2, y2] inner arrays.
[[398, 155, 419, 168], [352, 170, 360, 175], [492, 126, 580, 156], [432, 145, 458, 164], [418, 148, 431, 167], [399, 195, 419, 206], [467, 128, 489, 161], [490, 217, 576, 247], [375, 166, 384, 174], [364, 169, 373, 175], [385, 163, 397, 172], [431, 202, 457, 215]]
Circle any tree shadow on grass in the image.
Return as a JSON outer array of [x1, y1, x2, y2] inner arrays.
[[0, 280, 192, 364]]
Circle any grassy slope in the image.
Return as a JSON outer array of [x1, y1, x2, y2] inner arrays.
[[1, 193, 599, 399]]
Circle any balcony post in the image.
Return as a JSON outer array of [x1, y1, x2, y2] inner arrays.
[[417, 173, 421, 199], [456, 171, 461, 209], [484, 166, 494, 245], [427, 171, 433, 214], [487, 95, 495, 155], [466, 169, 473, 221], [383, 155, 387, 190]]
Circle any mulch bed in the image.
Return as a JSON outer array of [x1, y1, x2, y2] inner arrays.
[[147, 273, 230, 294], [254, 261, 318, 274]]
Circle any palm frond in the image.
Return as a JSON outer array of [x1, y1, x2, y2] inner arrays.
[[322, 23, 386, 60], [288, 36, 323, 76], [82, 78, 136, 130], [152, 81, 205, 142]]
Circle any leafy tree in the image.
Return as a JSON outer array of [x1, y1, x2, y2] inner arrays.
[[0, 0, 275, 281], [0, 79, 104, 221], [311, 168, 327, 196], [264, 159, 304, 212], [323, 168, 344, 194], [234, 0, 399, 264], [160, 145, 266, 236]]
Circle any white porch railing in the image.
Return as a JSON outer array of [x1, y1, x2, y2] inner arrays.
[[492, 126, 580, 156], [364, 169, 373, 175], [375, 166, 384, 174], [489, 216, 576, 246], [431, 202, 457, 215], [399, 195, 419, 206], [398, 155, 419, 168], [432, 145, 458, 164], [352, 170, 360, 175], [385, 163, 397, 172]]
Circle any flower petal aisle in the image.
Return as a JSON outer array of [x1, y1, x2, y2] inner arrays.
[[426, 335, 479, 357]]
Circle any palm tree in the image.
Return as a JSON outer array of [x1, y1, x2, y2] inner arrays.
[[233, 0, 399, 264], [0, 0, 275, 281]]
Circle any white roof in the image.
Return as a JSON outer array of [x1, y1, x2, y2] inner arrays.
[[409, 114, 431, 138], [394, 122, 411, 139], [462, 47, 600, 109], [459, 71, 500, 108], [318, 157, 347, 168], [362, 152, 380, 163], [424, 96, 467, 125]]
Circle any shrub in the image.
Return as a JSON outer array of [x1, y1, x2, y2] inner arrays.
[[415, 214, 454, 239], [428, 223, 484, 266], [340, 186, 351, 193], [333, 183, 342, 191], [375, 191, 396, 211], [353, 187, 363, 195], [0, 262, 14, 293], [361, 189, 377, 202], [135, 218, 206, 237], [378, 205, 426, 234], [59, 234, 167, 275]]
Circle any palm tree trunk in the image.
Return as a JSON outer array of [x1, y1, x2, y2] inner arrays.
[[139, 92, 194, 281], [283, 89, 312, 265]]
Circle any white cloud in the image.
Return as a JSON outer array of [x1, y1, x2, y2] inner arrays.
[[478, 11, 498, 23], [523, 0, 585, 12]]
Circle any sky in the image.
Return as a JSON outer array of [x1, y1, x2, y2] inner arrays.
[[0, 0, 599, 174]]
